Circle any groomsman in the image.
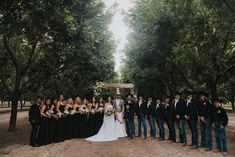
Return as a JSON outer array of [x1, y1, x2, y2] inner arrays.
[[173, 92, 187, 146], [124, 94, 135, 139], [198, 92, 213, 151], [164, 95, 176, 142], [184, 90, 199, 148], [135, 94, 147, 139], [146, 96, 156, 140], [155, 97, 165, 140], [212, 98, 228, 156], [29, 96, 42, 147]]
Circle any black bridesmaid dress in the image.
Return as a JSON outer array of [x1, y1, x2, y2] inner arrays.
[[96, 103, 104, 131], [78, 106, 89, 138], [56, 105, 66, 142], [88, 105, 96, 136], [38, 105, 50, 146], [73, 106, 80, 138], [65, 106, 74, 140], [49, 104, 57, 143]]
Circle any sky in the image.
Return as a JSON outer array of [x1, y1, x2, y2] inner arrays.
[[102, 0, 134, 74]]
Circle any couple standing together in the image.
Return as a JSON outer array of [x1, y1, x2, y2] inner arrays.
[[86, 95, 127, 142]]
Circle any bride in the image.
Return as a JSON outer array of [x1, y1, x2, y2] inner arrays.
[[86, 96, 126, 142], [86, 96, 117, 142]]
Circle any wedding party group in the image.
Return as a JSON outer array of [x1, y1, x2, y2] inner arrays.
[[29, 90, 229, 156]]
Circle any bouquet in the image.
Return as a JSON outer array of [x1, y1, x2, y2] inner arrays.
[[45, 110, 54, 118], [63, 109, 71, 117], [70, 110, 79, 115], [98, 107, 104, 113], [80, 106, 89, 114], [53, 111, 63, 119], [104, 105, 114, 116], [90, 108, 96, 115]]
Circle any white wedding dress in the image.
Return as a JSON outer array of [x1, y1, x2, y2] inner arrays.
[[86, 103, 118, 142], [115, 112, 127, 138]]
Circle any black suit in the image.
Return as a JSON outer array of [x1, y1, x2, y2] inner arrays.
[[124, 100, 135, 138], [29, 102, 41, 146], [164, 103, 176, 141], [135, 100, 147, 138], [173, 98, 187, 143], [185, 98, 199, 146]]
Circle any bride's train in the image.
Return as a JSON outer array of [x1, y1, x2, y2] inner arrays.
[[86, 103, 127, 142]]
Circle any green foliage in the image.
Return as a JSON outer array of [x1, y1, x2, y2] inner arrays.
[[123, 0, 235, 103]]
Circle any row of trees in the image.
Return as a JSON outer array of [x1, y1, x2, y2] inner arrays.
[[0, 0, 116, 131], [122, 0, 235, 109]]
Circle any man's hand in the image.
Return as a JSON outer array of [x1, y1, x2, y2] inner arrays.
[[200, 116, 205, 123], [176, 115, 180, 119], [212, 123, 215, 128]]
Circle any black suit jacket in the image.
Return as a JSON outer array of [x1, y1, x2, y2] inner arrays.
[[185, 98, 198, 120], [173, 99, 186, 120], [135, 100, 147, 117], [164, 103, 175, 121], [29, 103, 41, 123], [155, 104, 165, 120], [124, 100, 135, 121], [146, 101, 156, 119], [198, 100, 212, 119]]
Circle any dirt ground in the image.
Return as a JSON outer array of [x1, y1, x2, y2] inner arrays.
[[0, 111, 234, 157]]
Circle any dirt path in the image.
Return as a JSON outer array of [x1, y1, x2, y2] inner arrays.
[[0, 111, 234, 157]]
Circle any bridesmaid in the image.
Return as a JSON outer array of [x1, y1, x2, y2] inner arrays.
[[73, 97, 81, 138], [79, 98, 89, 138], [88, 97, 98, 136], [96, 97, 104, 131], [56, 94, 66, 142], [38, 98, 51, 146], [65, 98, 74, 139], [49, 98, 57, 143]]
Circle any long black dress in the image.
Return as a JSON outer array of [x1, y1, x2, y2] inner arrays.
[[73, 106, 80, 138], [49, 104, 57, 143], [96, 103, 104, 132], [38, 104, 50, 146], [78, 106, 89, 138], [65, 106, 74, 140], [88, 105, 97, 136], [56, 105, 66, 142]]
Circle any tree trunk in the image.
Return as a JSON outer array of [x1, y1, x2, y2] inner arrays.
[[8, 74, 22, 132], [209, 81, 218, 101]]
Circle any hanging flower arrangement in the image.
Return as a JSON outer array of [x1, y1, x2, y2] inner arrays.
[[93, 82, 105, 96]]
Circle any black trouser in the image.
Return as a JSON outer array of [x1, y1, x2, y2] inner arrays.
[[30, 122, 40, 146], [125, 119, 130, 136]]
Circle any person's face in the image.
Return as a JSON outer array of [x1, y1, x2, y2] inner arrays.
[[139, 96, 143, 100], [187, 94, 193, 99], [156, 99, 161, 104], [53, 99, 58, 104], [165, 98, 170, 104], [175, 94, 180, 99], [214, 101, 220, 108], [128, 95, 132, 100], [68, 98, 73, 104], [108, 97, 112, 102], [99, 97, 103, 103], [83, 99, 87, 104], [200, 95, 206, 101], [59, 95, 64, 101], [117, 96, 121, 99], [148, 98, 152, 102], [46, 99, 51, 105], [76, 97, 81, 103], [36, 98, 42, 104], [92, 97, 96, 102]]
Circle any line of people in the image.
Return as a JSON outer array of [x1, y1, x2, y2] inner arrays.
[[29, 95, 105, 147], [123, 90, 229, 156]]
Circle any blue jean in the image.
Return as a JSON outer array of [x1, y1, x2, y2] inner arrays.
[[127, 120, 135, 138], [138, 115, 147, 138], [178, 119, 186, 143], [157, 118, 164, 139], [200, 118, 212, 148], [214, 122, 227, 152], [188, 119, 198, 146], [148, 116, 156, 137], [166, 119, 176, 141]]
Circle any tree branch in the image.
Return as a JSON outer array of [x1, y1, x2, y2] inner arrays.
[[222, 0, 235, 15], [3, 35, 20, 69]]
